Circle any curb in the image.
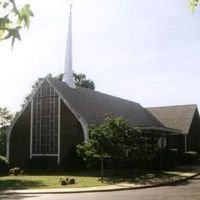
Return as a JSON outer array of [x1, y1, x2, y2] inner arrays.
[[1, 172, 200, 195]]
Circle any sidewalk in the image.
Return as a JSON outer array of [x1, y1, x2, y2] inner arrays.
[[1, 169, 200, 195]]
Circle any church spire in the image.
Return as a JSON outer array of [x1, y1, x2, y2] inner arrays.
[[62, 4, 76, 88]]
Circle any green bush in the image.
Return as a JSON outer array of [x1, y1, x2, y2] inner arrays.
[[181, 151, 200, 165], [59, 177, 67, 185], [147, 148, 178, 170], [69, 178, 75, 184], [9, 167, 21, 176], [163, 149, 178, 169], [0, 155, 9, 175], [62, 146, 89, 170], [58, 177, 76, 185]]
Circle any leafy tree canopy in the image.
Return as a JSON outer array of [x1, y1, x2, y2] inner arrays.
[[21, 73, 95, 107], [55, 73, 95, 90], [77, 117, 155, 169], [0, 107, 13, 128], [0, 107, 13, 156], [189, 0, 200, 12], [0, 0, 34, 47], [73, 73, 95, 90]]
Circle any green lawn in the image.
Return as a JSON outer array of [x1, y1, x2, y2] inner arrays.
[[0, 175, 106, 190], [0, 170, 183, 190]]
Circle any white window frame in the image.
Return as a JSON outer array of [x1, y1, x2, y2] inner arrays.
[[30, 82, 60, 163]]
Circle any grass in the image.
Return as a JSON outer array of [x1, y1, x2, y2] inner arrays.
[[0, 175, 106, 190], [0, 169, 183, 190]]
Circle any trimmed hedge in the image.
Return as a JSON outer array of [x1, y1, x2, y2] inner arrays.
[[27, 156, 58, 171], [163, 148, 178, 169], [181, 151, 200, 165], [0, 155, 9, 175]]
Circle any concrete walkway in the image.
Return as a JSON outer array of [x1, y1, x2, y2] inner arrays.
[[1, 170, 200, 195]]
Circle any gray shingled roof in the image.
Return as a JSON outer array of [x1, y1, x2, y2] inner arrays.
[[49, 78, 165, 128], [147, 105, 198, 134]]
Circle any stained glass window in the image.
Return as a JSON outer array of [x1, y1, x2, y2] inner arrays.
[[32, 81, 59, 155]]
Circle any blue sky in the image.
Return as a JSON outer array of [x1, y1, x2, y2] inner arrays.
[[0, 0, 200, 113]]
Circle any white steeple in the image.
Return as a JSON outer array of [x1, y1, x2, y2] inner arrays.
[[62, 4, 76, 88]]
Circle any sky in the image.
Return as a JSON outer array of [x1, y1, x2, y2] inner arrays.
[[0, 0, 200, 113]]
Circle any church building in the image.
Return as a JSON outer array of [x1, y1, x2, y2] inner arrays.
[[7, 5, 200, 168]]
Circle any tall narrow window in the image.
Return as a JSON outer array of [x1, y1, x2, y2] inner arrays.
[[32, 81, 59, 155]]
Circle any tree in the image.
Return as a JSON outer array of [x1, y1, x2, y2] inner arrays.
[[55, 73, 95, 90], [77, 117, 155, 170], [73, 73, 95, 90], [0, 0, 34, 47], [189, 0, 200, 12], [21, 73, 95, 107], [0, 107, 13, 156]]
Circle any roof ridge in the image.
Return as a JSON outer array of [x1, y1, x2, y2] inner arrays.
[[146, 104, 197, 109], [51, 78, 140, 106]]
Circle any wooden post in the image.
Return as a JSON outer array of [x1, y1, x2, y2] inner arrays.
[[94, 151, 111, 183]]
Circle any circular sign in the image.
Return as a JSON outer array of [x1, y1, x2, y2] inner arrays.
[[157, 137, 167, 149]]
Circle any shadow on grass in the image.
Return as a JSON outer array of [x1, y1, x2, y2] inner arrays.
[[56, 169, 140, 180], [98, 170, 181, 185], [45, 169, 180, 186], [28, 170, 102, 177], [0, 179, 47, 191], [0, 194, 38, 200]]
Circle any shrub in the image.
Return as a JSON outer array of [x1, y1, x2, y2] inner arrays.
[[147, 148, 178, 170], [0, 155, 9, 175], [27, 156, 58, 171], [60, 179, 67, 186], [69, 178, 75, 184], [59, 177, 67, 186], [20, 170, 24, 175], [63, 146, 88, 170], [59, 177, 64, 183], [181, 151, 200, 165], [9, 167, 21, 176], [58, 177, 76, 185], [163, 148, 178, 169], [65, 178, 69, 183]]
